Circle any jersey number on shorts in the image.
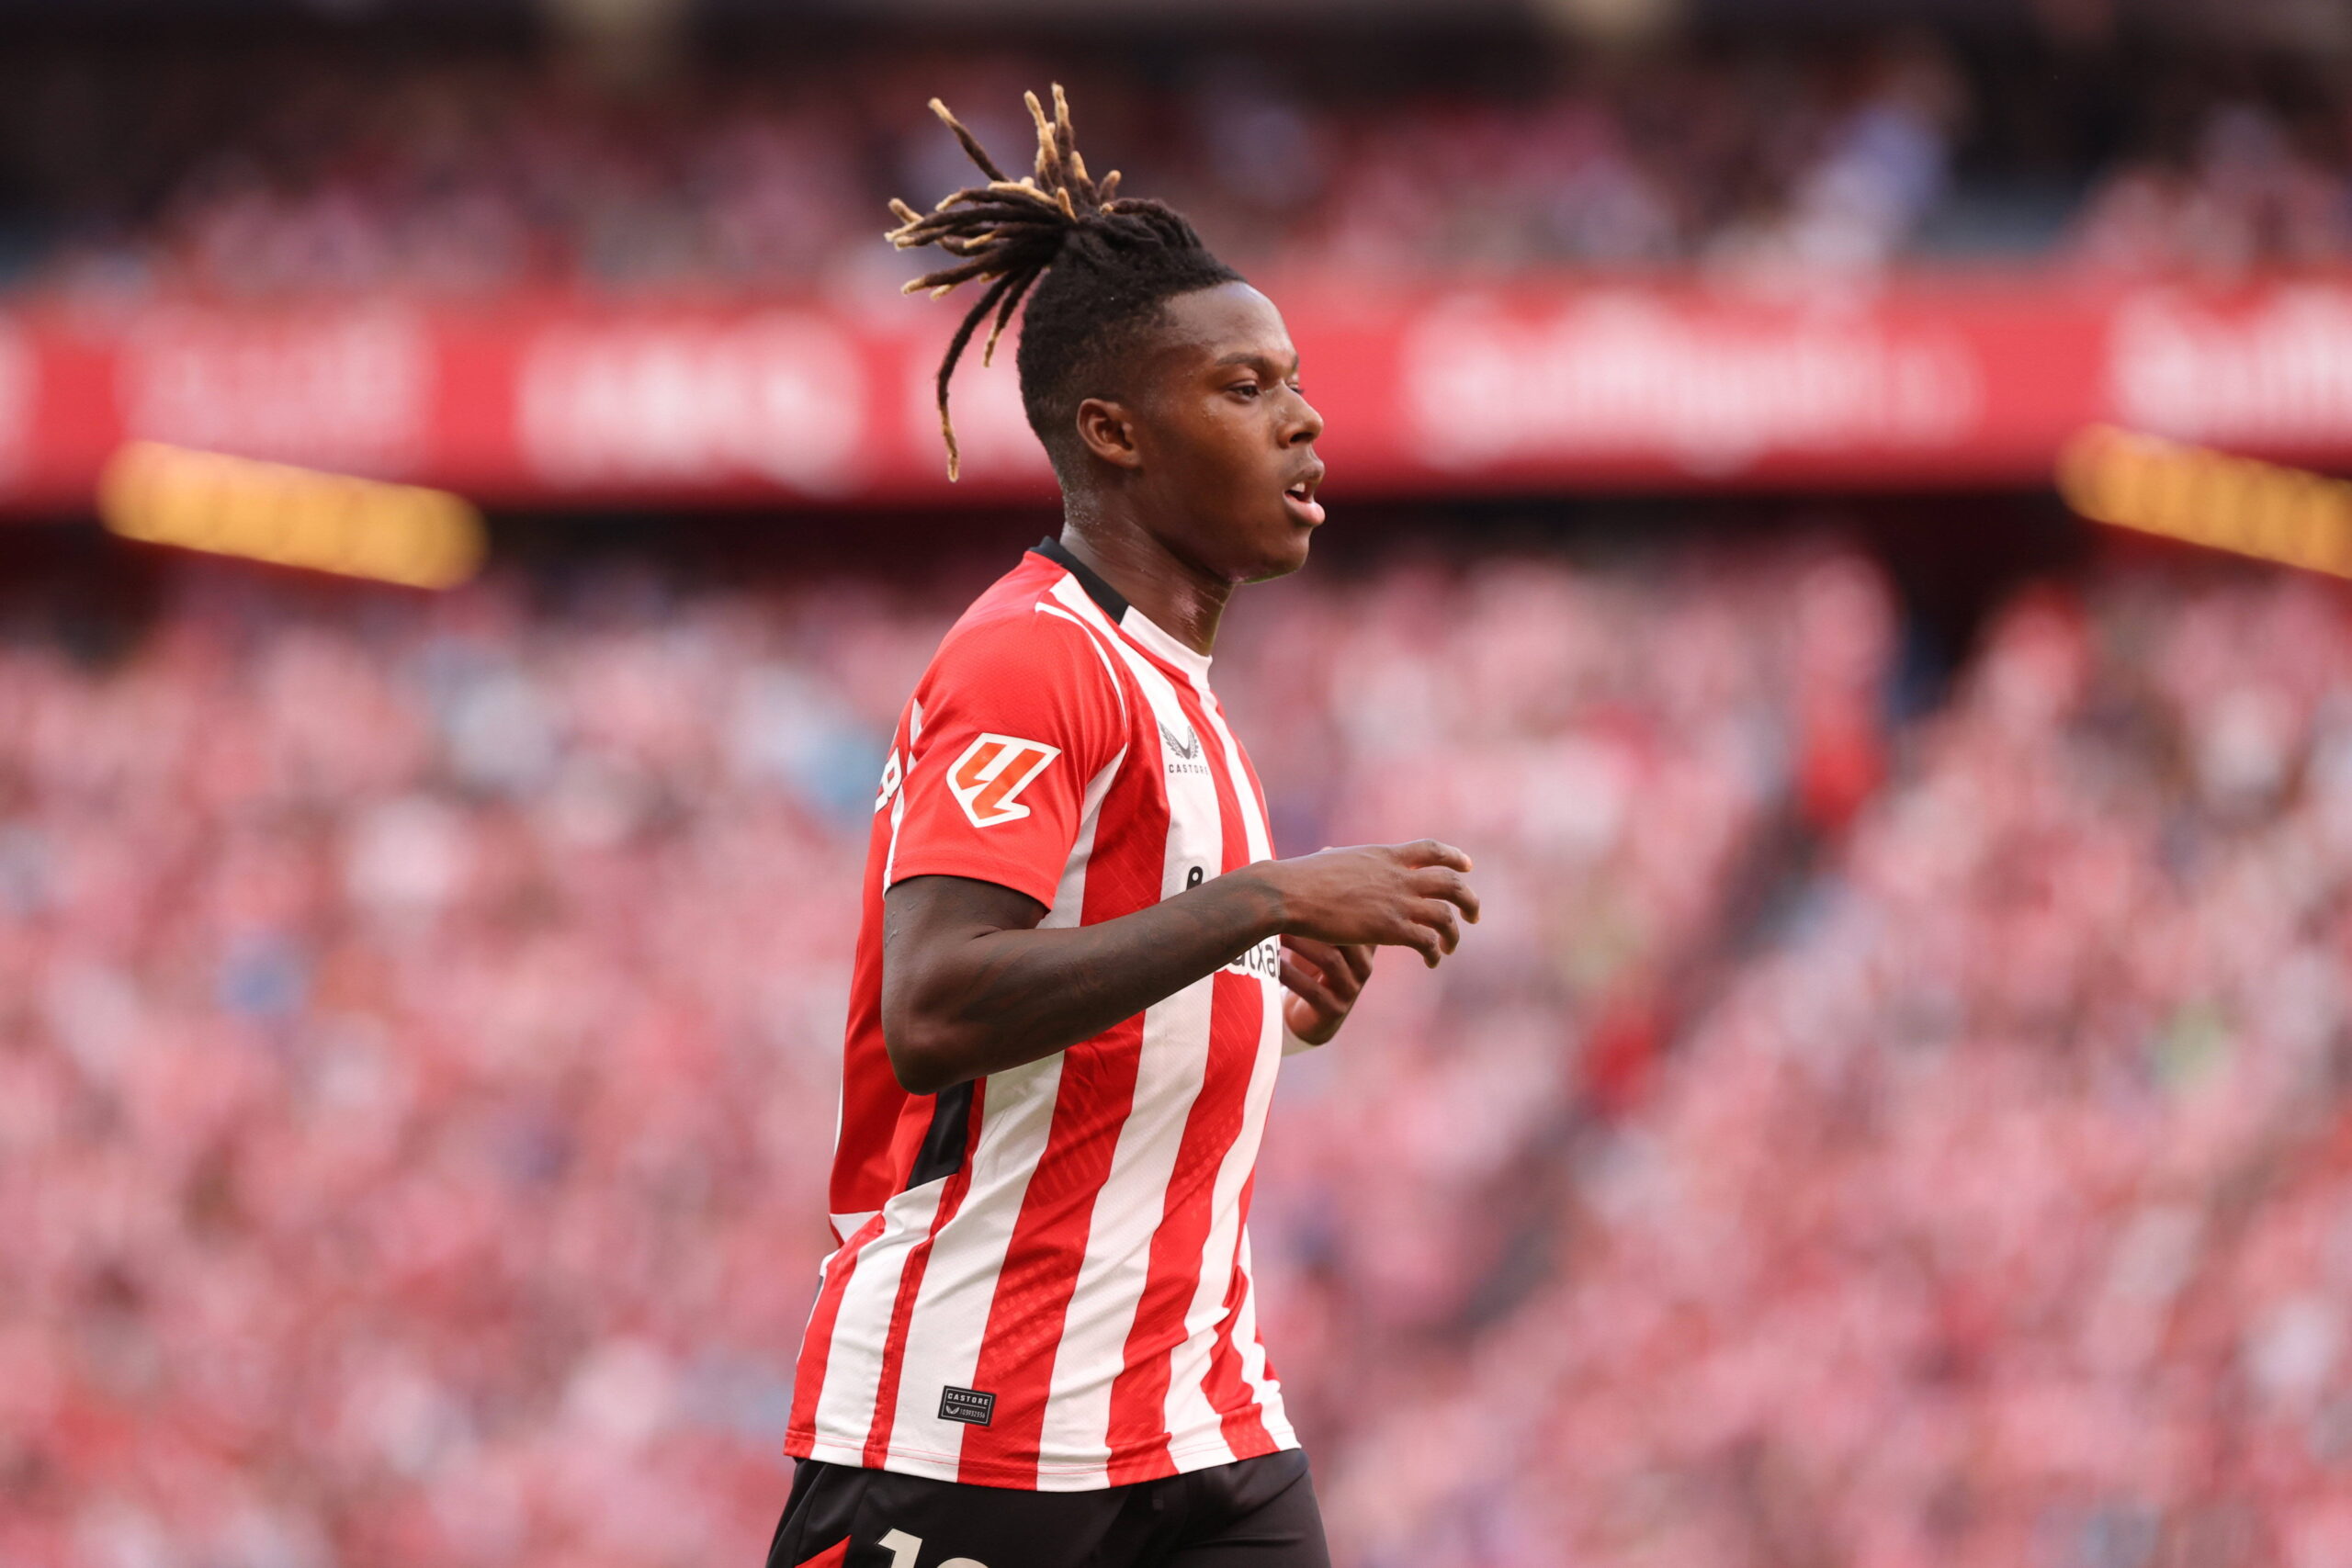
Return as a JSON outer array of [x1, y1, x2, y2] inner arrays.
[[879, 1528, 988, 1568]]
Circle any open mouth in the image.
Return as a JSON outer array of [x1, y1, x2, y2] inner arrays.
[[1283, 468, 1327, 525]]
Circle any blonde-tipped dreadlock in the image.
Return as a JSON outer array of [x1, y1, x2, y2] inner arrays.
[[887, 85, 1239, 480]]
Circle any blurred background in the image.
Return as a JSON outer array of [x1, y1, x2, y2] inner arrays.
[[6, 0, 2352, 1565]]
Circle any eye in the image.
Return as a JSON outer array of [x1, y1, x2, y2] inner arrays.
[[1229, 380, 1261, 400]]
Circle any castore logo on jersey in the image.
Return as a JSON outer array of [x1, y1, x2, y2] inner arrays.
[[1160, 719, 1209, 777]]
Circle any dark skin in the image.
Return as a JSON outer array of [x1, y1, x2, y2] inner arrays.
[[883, 281, 1480, 1096]]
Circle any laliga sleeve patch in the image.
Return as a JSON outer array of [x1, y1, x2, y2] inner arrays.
[[944, 734, 1060, 828]]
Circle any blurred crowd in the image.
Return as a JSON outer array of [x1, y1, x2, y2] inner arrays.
[[0, 535, 1883, 1568], [5, 34, 2351, 299], [1324, 566, 2352, 1568], [10, 536, 2352, 1567]]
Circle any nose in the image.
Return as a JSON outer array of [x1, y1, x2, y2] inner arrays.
[[1285, 388, 1324, 446]]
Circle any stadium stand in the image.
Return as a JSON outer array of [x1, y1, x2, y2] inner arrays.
[[17, 540, 2352, 1566], [1319, 565, 2352, 1568], [2, 38, 2348, 298]]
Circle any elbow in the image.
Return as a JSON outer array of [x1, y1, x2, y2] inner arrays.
[[881, 1008, 967, 1097]]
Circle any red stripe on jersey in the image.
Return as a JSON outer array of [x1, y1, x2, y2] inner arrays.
[[1104, 966, 1264, 1483], [1202, 691, 1282, 1453], [1201, 1176, 1275, 1455], [955, 1015, 1148, 1483], [1220, 697, 1278, 848], [830, 922, 910, 1218], [786, 1208, 889, 1447], [1100, 671, 1268, 1483], [860, 1082, 987, 1468]]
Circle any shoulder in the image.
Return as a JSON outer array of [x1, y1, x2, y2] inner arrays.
[[911, 558, 1132, 757], [925, 559, 1129, 707]]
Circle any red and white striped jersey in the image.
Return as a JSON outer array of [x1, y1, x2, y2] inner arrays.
[[786, 537, 1302, 1492]]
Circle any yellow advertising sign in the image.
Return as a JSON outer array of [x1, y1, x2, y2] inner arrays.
[[2059, 425, 2352, 580], [98, 441, 486, 590]]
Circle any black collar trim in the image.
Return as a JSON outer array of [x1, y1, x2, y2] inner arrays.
[[1032, 536, 1129, 623]]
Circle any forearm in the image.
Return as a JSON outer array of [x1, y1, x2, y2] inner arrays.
[[886, 870, 1284, 1092]]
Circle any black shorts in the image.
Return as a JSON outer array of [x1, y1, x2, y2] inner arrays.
[[763, 1450, 1329, 1568]]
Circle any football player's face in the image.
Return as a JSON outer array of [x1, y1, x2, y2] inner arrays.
[[1125, 283, 1326, 583]]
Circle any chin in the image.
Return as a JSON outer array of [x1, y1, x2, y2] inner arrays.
[[1248, 530, 1315, 582]]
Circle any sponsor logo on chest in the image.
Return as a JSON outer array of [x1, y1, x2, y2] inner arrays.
[[1160, 718, 1210, 777], [1223, 935, 1281, 982]]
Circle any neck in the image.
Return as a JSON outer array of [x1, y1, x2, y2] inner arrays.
[[1057, 499, 1232, 656]]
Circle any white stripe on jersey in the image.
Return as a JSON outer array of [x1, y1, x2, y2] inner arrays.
[[880, 699, 920, 886], [1228, 1228, 1295, 1445], [871, 1051, 1063, 1480], [1030, 586, 1230, 1483], [1037, 599, 1129, 726], [806, 1181, 945, 1460], [1160, 674, 1284, 1462]]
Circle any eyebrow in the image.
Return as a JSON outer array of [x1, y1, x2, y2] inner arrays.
[[1211, 350, 1301, 372]]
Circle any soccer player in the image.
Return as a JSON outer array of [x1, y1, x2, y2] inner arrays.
[[768, 88, 1480, 1568]]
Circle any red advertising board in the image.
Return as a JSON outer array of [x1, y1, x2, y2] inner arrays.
[[5, 276, 2352, 511]]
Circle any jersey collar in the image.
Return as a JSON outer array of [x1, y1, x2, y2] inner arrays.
[[1032, 536, 1126, 620], [1030, 536, 1215, 679]]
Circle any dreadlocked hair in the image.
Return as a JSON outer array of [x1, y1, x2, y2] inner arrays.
[[887, 84, 1240, 480]]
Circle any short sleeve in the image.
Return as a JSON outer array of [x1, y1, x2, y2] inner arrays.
[[885, 608, 1127, 909]]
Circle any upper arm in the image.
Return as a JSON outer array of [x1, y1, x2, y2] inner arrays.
[[883, 874, 1050, 981], [877, 874, 1049, 1091]]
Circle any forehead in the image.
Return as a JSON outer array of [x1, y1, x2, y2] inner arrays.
[[1148, 282, 1296, 370]]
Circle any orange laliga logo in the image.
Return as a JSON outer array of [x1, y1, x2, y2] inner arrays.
[[946, 734, 1059, 828]]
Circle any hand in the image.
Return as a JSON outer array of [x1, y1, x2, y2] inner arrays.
[[1251, 840, 1479, 968], [1280, 936, 1374, 1045]]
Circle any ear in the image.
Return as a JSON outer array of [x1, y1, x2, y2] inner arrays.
[[1074, 396, 1145, 471]]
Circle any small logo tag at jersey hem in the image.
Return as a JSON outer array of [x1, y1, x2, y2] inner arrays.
[[938, 1385, 996, 1427]]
